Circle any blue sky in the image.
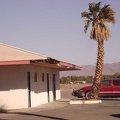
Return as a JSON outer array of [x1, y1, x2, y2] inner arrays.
[[0, 0, 120, 66]]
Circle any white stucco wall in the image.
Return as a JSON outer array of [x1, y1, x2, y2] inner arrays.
[[29, 65, 60, 107], [0, 64, 60, 109], [0, 65, 28, 109]]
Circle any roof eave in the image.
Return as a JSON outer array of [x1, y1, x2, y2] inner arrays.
[[58, 61, 82, 71], [0, 57, 82, 71], [0, 60, 30, 65]]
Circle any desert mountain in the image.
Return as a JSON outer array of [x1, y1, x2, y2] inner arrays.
[[60, 62, 120, 77]]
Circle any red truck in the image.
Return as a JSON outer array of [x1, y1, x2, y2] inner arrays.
[[72, 78, 120, 99]]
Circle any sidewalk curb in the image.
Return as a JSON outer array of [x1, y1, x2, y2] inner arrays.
[[69, 99, 102, 104]]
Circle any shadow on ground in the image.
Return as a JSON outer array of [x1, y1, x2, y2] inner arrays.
[[0, 119, 9, 120], [99, 98, 120, 101], [110, 114, 120, 118], [1, 112, 69, 120]]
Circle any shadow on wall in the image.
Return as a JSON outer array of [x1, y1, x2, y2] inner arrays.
[[1, 112, 69, 120], [0, 65, 59, 93]]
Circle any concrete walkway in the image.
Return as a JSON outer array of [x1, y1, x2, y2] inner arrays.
[[0, 98, 120, 120]]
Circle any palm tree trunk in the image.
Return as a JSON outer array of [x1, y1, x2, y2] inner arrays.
[[90, 40, 104, 100]]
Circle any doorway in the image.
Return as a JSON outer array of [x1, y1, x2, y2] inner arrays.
[[53, 74, 56, 101], [27, 72, 31, 108], [47, 73, 50, 102]]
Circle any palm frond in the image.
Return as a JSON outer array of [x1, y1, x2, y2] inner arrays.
[[81, 12, 89, 18], [90, 26, 95, 39], [81, 1, 115, 41], [99, 6, 115, 24], [102, 4, 110, 10], [101, 24, 110, 40], [88, 2, 102, 18], [95, 2, 102, 12], [90, 22, 110, 41], [84, 20, 91, 33], [89, 3, 96, 13]]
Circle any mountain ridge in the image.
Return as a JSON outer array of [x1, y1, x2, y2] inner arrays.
[[60, 62, 120, 77]]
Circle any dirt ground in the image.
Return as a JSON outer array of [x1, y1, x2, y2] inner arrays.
[[60, 83, 91, 90], [60, 83, 91, 98]]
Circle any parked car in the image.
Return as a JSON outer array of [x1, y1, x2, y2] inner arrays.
[[72, 78, 120, 99]]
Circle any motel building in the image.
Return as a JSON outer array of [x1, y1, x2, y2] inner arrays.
[[0, 43, 81, 110]]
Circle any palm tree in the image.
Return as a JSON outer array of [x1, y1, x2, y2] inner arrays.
[[81, 2, 115, 100]]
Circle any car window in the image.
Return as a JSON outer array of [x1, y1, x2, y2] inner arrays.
[[113, 80, 120, 86], [102, 80, 110, 86]]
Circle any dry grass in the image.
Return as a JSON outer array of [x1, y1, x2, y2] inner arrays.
[[60, 83, 91, 90]]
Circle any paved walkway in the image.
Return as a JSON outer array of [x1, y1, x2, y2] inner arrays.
[[0, 98, 120, 120]]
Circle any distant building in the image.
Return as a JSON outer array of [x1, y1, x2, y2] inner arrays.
[[74, 81, 86, 84], [0, 43, 81, 109]]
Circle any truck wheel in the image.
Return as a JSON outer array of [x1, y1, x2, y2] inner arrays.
[[85, 91, 91, 100]]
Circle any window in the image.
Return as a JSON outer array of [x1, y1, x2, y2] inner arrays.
[[53, 74, 55, 84], [102, 80, 110, 86], [113, 80, 120, 86], [42, 73, 44, 82], [34, 72, 37, 82]]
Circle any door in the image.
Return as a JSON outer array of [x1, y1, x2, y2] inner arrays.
[[47, 73, 50, 102], [99, 80, 112, 97], [27, 72, 31, 108], [112, 80, 120, 97], [53, 74, 56, 101]]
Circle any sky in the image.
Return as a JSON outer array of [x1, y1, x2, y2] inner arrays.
[[0, 0, 120, 66]]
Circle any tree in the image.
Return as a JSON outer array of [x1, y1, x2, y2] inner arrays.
[[81, 2, 115, 99]]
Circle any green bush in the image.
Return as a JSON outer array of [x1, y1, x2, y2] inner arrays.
[[60, 72, 120, 84]]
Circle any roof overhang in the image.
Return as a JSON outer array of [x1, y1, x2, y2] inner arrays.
[[30, 57, 82, 71], [0, 57, 81, 71], [0, 60, 30, 65]]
